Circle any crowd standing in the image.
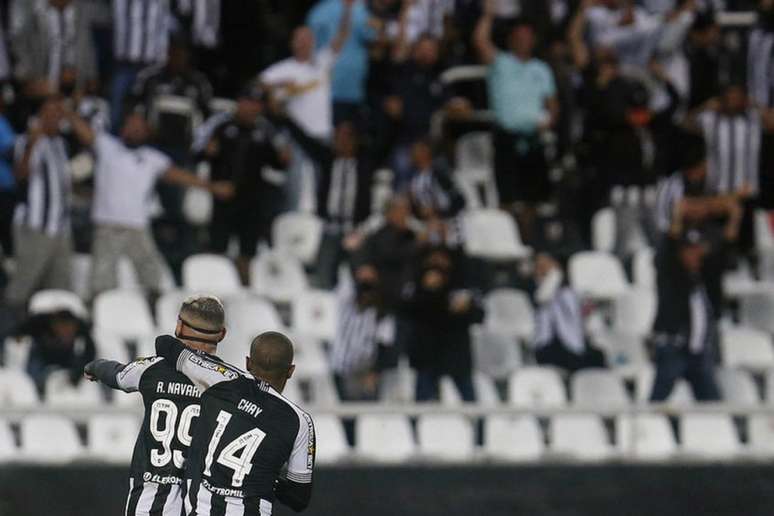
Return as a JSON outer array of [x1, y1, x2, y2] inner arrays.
[[0, 0, 771, 404]]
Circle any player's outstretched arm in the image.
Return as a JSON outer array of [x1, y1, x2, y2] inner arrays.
[[84, 359, 125, 389], [84, 356, 163, 393], [155, 335, 240, 392]]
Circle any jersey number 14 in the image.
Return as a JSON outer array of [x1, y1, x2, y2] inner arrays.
[[203, 410, 267, 488]]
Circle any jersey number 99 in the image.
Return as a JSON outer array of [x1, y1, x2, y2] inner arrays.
[[150, 399, 200, 469]]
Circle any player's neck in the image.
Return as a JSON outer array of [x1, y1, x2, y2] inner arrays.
[[253, 371, 286, 393], [181, 339, 218, 355]]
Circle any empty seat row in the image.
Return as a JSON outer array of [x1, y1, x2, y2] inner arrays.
[[272, 412, 774, 465], [0, 415, 140, 463]]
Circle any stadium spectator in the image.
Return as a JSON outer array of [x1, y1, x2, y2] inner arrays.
[[474, 0, 559, 209], [405, 138, 466, 247], [331, 265, 396, 401], [0, 98, 16, 261], [275, 97, 400, 289], [401, 246, 482, 401], [65, 105, 234, 300], [393, 0, 454, 46], [531, 252, 606, 372], [6, 96, 72, 311], [193, 84, 290, 284], [649, 220, 741, 401], [262, 2, 353, 210], [110, 0, 171, 131], [307, 0, 377, 124], [686, 11, 722, 109], [130, 38, 214, 159], [387, 28, 447, 183], [14, 302, 95, 395], [748, 0, 774, 109], [11, 0, 101, 97]]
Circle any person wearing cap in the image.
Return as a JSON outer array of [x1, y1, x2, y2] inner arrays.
[[64, 105, 235, 302], [192, 84, 291, 284], [13, 296, 95, 395], [648, 195, 742, 401]]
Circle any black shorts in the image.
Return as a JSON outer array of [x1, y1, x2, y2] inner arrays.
[[493, 128, 550, 205], [209, 200, 272, 258]]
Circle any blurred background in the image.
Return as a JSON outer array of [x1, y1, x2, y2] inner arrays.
[[1, 0, 774, 515]]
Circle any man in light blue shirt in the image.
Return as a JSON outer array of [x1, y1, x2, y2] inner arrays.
[[307, 0, 376, 123], [474, 0, 559, 207]]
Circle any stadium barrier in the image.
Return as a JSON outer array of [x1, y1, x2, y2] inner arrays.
[[1, 463, 773, 516]]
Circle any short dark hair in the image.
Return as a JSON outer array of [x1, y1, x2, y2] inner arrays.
[[250, 332, 294, 375], [179, 295, 225, 332]]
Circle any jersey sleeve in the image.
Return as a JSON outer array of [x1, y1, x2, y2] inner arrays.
[[155, 335, 241, 392], [115, 356, 165, 392], [286, 410, 315, 484]]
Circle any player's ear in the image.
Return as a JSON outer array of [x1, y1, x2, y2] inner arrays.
[[219, 327, 227, 342], [174, 318, 183, 337], [245, 356, 251, 372], [287, 364, 295, 380]]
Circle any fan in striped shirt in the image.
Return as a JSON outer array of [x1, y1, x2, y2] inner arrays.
[[84, 295, 228, 516]]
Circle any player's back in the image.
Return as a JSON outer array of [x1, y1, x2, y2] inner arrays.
[[120, 356, 202, 514], [184, 375, 314, 515]]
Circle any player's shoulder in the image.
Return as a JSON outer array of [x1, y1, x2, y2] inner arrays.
[[261, 382, 314, 431]]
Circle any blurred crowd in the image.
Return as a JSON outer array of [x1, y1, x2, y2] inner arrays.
[[0, 0, 772, 404]]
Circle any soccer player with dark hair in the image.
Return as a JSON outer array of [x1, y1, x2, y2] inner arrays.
[[84, 295, 229, 515], [154, 330, 315, 515]]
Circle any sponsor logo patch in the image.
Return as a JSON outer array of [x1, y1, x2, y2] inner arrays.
[[187, 354, 239, 380]]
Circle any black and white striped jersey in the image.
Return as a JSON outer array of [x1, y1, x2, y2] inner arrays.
[[105, 354, 202, 515], [698, 109, 761, 196], [748, 28, 774, 109], [13, 135, 71, 236], [154, 336, 316, 516], [112, 0, 170, 65]]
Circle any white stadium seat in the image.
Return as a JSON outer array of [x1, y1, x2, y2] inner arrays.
[[0, 419, 16, 461], [356, 415, 416, 463], [314, 415, 349, 464], [462, 209, 530, 260], [592, 330, 649, 379], [292, 336, 331, 378], [221, 297, 284, 367], [568, 251, 629, 300], [88, 415, 141, 462], [550, 414, 615, 461], [592, 208, 616, 253], [748, 415, 774, 457], [45, 370, 104, 408], [471, 327, 521, 380], [155, 290, 190, 334], [2, 337, 32, 370], [280, 379, 304, 405], [251, 251, 308, 304], [417, 415, 474, 461], [681, 414, 741, 459], [93, 289, 155, 341], [720, 326, 774, 372], [484, 416, 543, 462], [272, 212, 324, 266], [716, 368, 760, 405], [20, 415, 83, 463], [182, 254, 242, 296], [483, 289, 535, 340], [0, 369, 39, 406], [616, 414, 677, 461], [28, 289, 88, 318], [508, 367, 567, 408], [379, 361, 416, 403], [740, 291, 774, 334], [308, 374, 339, 405], [612, 287, 656, 337], [291, 290, 337, 342], [456, 131, 493, 171], [632, 247, 655, 289], [571, 369, 630, 406]]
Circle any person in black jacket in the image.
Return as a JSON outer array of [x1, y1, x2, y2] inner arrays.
[[193, 84, 290, 284], [15, 307, 95, 395], [401, 246, 483, 402], [275, 101, 400, 289], [649, 198, 741, 401]]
